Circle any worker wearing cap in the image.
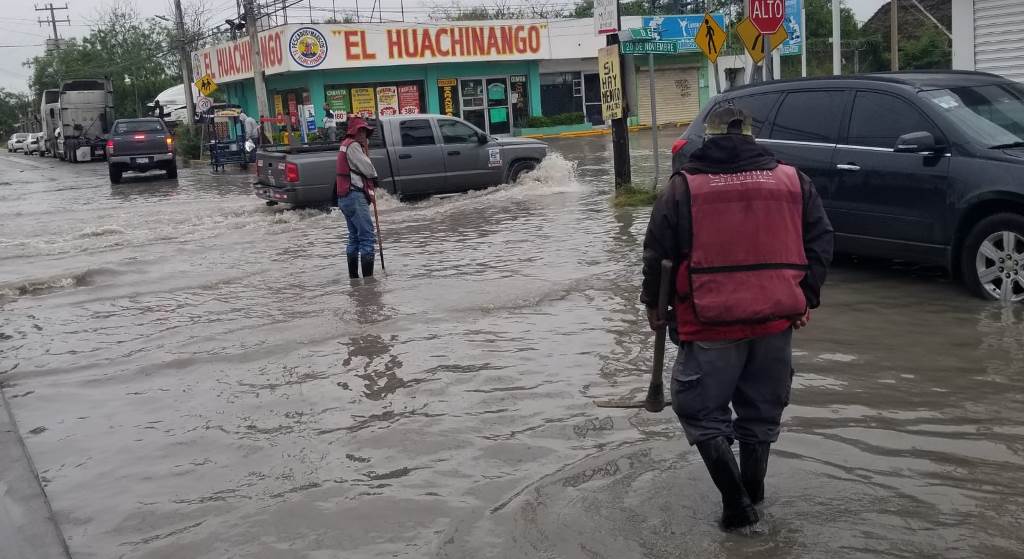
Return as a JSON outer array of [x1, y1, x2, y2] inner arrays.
[[641, 106, 833, 531], [336, 117, 379, 278]]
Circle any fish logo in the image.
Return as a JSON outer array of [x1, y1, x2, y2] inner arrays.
[[289, 27, 328, 68]]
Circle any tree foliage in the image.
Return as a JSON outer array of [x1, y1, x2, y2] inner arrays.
[[24, 1, 179, 120], [0, 89, 35, 136]]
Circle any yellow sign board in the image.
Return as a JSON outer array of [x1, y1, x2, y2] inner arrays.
[[696, 12, 727, 64], [735, 17, 788, 65], [194, 73, 218, 97], [598, 44, 622, 121]]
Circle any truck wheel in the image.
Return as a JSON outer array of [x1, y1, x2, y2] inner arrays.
[[108, 166, 122, 184], [166, 163, 178, 179], [961, 213, 1024, 302], [507, 160, 537, 184]]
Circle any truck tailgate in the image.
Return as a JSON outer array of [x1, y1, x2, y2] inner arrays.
[[114, 133, 169, 156], [256, 151, 288, 187]]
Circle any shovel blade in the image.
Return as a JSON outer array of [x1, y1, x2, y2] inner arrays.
[[593, 398, 672, 410]]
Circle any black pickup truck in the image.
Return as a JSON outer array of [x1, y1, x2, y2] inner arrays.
[[105, 118, 177, 183]]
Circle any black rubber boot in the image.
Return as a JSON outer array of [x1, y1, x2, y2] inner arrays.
[[696, 437, 759, 530], [740, 442, 771, 505], [347, 255, 360, 279], [361, 254, 374, 278]]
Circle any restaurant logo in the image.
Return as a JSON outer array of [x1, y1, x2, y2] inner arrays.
[[289, 27, 328, 67]]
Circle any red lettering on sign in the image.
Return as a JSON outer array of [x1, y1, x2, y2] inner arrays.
[[436, 28, 450, 56], [486, 27, 501, 55], [528, 25, 541, 53], [387, 29, 402, 59], [360, 30, 376, 60], [420, 28, 436, 58], [470, 27, 484, 55], [344, 30, 361, 60], [451, 27, 464, 56], [403, 29, 419, 58], [500, 26, 513, 55], [203, 52, 214, 78]]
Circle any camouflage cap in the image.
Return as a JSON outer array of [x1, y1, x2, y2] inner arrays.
[[704, 105, 753, 136]]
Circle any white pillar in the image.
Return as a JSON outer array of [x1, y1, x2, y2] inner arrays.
[[832, 0, 841, 75], [951, 0, 975, 70]]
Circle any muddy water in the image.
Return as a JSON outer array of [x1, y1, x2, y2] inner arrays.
[[1, 131, 1023, 558]]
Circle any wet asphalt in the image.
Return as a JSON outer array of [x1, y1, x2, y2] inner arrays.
[[1, 130, 1023, 558]]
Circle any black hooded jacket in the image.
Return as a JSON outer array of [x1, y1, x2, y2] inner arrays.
[[641, 134, 835, 310]]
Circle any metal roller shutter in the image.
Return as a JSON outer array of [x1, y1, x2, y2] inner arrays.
[[974, 0, 1024, 82], [636, 66, 701, 126]]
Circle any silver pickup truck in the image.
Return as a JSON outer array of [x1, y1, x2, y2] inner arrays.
[[253, 115, 548, 206]]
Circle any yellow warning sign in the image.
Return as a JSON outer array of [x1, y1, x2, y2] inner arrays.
[[696, 12, 727, 64], [194, 73, 218, 97], [734, 17, 788, 65]]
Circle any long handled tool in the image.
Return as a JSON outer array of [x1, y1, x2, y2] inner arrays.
[[594, 259, 673, 412], [371, 196, 386, 274]]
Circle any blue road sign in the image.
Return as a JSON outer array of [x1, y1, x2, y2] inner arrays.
[[641, 14, 728, 53]]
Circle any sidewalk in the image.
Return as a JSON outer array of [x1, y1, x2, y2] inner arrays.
[[0, 389, 72, 559]]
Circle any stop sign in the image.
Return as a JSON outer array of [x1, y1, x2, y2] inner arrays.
[[749, 0, 785, 34]]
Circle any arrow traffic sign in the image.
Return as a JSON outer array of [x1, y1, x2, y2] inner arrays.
[[695, 12, 727, 63], [749, 0, 785, 34], [735, 16, 788, 64], [621, 40, 679, 55]]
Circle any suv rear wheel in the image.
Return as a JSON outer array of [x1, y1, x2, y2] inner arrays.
[[961, 213, 1024, 302]]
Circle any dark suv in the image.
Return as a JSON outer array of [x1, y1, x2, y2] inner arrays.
[[673, 71, 1024, 302], [106, 118, 177, 183]]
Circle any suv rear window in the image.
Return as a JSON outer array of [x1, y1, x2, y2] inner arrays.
[[114, 121, 164, 134], [770, 90, 846, 144], [721, 93, 780, 137]]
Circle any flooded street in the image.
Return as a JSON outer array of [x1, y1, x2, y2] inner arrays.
[[2, 130, 1023, 558]]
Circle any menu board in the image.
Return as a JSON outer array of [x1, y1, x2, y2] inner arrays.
[[325, 88, 350, 120], [350, 87, 376, 118], [398, 85, 420, 114], [376, 86, 399, 116], [437, 79, 459, 117], [287, 93, 298, 126], [273, 94, 284, 116]]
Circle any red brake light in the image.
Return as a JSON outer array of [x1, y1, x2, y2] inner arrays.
[[284, 162, 299, 182], [133, 134, 145, 140], [671, 138, 688, 154], [165, 136, 173, 151], [106, 139, 114, 154]]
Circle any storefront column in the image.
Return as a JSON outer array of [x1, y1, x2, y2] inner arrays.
[[528, 63, 542, 117], [307, 73, 326, 122], [424, 65, 441, 114]]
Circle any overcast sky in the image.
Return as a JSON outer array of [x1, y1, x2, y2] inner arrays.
[[0, 0, 889, 94]]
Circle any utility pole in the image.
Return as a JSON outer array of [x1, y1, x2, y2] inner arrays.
[[35, 3, 70, 50], [245, 0, 271, 121], [890, 0, 899, 71], [832, 0, 841, 75], [174, 0, 197, 125], [609, 1, 631, 189]]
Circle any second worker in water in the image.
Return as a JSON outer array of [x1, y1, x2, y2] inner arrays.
[[641, 106, 834, 531]]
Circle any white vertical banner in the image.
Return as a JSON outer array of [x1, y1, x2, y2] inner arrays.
[[594, 0, 618, 35]]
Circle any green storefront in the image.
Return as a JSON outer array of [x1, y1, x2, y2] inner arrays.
[[220, 60, 543, 137]]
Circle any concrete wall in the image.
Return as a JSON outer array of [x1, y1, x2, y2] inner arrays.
[[951, 1, 975, 71]]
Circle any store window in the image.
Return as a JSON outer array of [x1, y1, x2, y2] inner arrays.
[[324, 81, 425, 119], [540, 72, 583, 117]]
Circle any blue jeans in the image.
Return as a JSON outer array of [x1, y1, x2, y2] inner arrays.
[[338, 193, 375, 258]]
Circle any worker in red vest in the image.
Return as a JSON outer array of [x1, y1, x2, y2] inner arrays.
[[336, 117, 379, 278], [641, 106, 834, 531]]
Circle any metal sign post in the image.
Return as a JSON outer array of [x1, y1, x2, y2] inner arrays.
[[648, 52, 659, 188]]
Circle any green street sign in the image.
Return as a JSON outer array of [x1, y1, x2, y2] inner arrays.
[[621, 40, 679, 55], [629, 27, 655, 40]]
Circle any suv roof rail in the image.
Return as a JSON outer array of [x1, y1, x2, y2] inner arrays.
[[721, 70, 1007, 95]]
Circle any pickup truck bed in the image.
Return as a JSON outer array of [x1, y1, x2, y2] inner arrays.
[[254, 115, 547, 206]]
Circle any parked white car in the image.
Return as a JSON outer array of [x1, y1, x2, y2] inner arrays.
[[25, 133, 44, 155], [7, 133, 29, 152]]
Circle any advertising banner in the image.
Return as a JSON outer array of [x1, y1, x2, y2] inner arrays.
[[594, 0, 618, 34], [598, 44, 622, 121], [641, 14, 728, 52], [780, 0, 803, 56], [287, 93, 298, 126], [325, 88, 351, 118], [376, 86, 399, 116], [273, 94, 284, 116], [351, 87, 376, 118], [398, 85, 421, 114], [437, 79, 460, 117]]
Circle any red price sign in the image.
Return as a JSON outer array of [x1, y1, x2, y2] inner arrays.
[[749, 0, 785, 34]]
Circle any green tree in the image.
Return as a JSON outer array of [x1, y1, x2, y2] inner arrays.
[[0, 89, 35, 136], [24, 2, 178, 120]]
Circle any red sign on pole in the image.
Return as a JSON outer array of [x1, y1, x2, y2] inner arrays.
[[749, 0, 785, 34]]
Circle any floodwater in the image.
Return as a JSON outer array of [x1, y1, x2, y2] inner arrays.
[[1, 130, 1023, 559]]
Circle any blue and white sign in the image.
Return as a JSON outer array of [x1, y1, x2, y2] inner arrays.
[[642, 14, 728, 53], [780, 0, 804, 57]]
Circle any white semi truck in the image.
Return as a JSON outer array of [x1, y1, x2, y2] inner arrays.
[[39, 89, 60, 157], [56, 78, 114, 162]]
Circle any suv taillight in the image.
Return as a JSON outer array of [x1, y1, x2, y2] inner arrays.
[[106, 139, 114, 154], [284, 162, 299, 182], [671, 138, 688, 154], [165, 136, 174, 152]]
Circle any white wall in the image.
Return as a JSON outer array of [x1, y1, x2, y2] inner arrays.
[[952, 0, 975, 70]]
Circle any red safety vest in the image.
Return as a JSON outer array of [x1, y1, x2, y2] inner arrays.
[[336, 138, 374, 199], [675, 165, 807, 337]]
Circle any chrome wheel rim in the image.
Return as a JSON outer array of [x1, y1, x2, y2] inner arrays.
[[976, 230, 1024, 302]]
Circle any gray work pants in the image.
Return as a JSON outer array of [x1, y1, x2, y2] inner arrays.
[[670, 328, 794, 445]]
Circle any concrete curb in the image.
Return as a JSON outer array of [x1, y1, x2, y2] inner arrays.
[[0, 388, 72, 559], [522, 122, 691, 140]]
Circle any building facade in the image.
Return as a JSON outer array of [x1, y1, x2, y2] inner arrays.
[[193, 17, 711, 135], [952, 0, 1024, 82]]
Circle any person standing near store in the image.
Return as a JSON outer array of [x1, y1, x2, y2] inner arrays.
[[336, 117, 379, 278], [641, 106, 833, 531], [239, 111, 260, 144], [323, 103, 337, 142]]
